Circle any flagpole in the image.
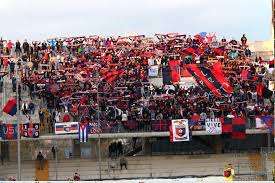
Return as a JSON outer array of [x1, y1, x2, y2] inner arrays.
[[97, 74, 102, 180], [16, 60, 21, 181]]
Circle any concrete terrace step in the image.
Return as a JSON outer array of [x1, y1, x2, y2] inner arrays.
[[0, 154, 257, 181]]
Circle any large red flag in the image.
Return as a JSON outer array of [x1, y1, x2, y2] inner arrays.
[[104, 70, 124, 84], [187, 64, 222, 97], [211, 62, 233, 94], [169, 60, 180, 83]]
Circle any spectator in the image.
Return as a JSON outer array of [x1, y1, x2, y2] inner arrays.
[[73, 171, 80, 181], [120, 156, 128, 170], [51, 146, 56, 159], [15, 40, 21, 57], [241, 34, 247, 45], [0, 153, 3, 165], [36, 152, 45, 170]]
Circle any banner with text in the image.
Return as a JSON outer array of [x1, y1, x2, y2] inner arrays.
[[205, 118, 222, 135]]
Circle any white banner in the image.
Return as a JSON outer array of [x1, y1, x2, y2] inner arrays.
[[171, 119, 190, 142], [148, 65, 159, 77], [205, 118, 222, 135], [55, 122, 79, 134]]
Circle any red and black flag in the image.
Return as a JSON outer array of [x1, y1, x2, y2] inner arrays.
[[199, 66, 228, 96], [221, 117, 246, 139], [186, 63, 233, 97], [221, 117, 232, 134], [213, 47, 225, 56], [186, 64, 222, 97], [211, 62, 233, 94], [232, 117, 246, 140], [104, 70, 124, 85], [169, 60, 180, 83]]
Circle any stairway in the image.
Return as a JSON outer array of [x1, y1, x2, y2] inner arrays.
[[248, 153, 262, 171], [248, 153, 264, 181], [35, 160, 49, 181]]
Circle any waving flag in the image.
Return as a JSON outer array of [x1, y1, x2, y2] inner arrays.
[[186, 63, 233, 96], [199, 66, 228, 96], [3, 98, 17, 116], [104, 70, 124, 85], [199, 32, 207, 37], [186, 64, 222, 97], [184, 48, 196, 56], [213, 48, 224, 56], [79, 123, 89, 143], [211, 62, 233, 94], [169, 60, 180, 83]]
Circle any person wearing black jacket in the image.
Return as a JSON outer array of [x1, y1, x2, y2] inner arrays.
[[241, 34, 247, 45], [36, 152, 45, 170], [0, 153, 3, 165], [22, 40, 29, 55], [15, 40, 21, 57]]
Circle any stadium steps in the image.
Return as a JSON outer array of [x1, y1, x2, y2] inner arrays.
[[247, 153, 265, 181], [44, 154, 253, 180], [0, 160, 35, 180], [0, 154, 258, 180], [35, 160, 49, 181], [265, 152, 275, 181], [248, 153, 262, 172]]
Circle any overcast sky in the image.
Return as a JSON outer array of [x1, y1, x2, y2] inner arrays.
[[0, 0, 272, 41]]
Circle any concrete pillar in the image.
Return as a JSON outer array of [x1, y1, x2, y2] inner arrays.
[[90, 138, 110, 160], [9, 141, 17, 161], [73, 139, 80, 157], [142, 137, 152, 156], [90, 139, 98, 159], [213, 136, 222, 154]]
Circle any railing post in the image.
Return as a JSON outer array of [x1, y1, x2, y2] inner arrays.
[[55, 143, 58, 180], [98, 137, 102, 180], [16, 62, 21, 181]]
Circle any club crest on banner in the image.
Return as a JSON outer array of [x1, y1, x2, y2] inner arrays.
[[170, 119, 190, 142]]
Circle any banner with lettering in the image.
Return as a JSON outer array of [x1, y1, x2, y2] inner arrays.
[[205, 118, 222, 135], [21, 123, 40, 138], [0, 124, 18, 140]]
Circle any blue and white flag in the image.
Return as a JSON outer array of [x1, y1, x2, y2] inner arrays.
[[78, 123, 89, 143]]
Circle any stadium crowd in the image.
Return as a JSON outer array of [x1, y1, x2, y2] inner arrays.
[[0, 33, 273, 134]]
